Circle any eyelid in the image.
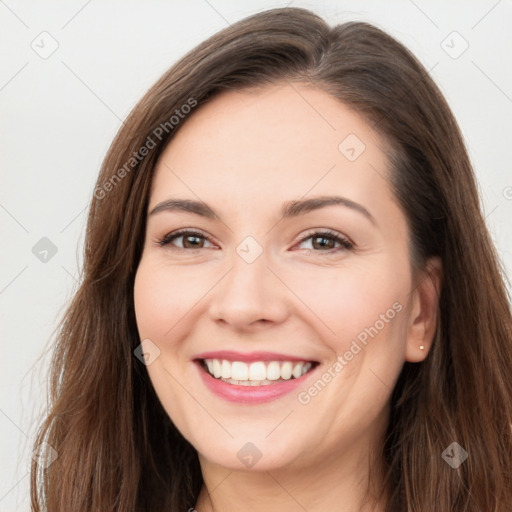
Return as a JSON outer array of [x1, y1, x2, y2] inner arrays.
[[156, 228, 218, 249], [293, 228, 354, 251], [155, 228, 354, 253]]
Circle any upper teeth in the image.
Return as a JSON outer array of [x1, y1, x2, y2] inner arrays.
[[204, 359, 312, 381]]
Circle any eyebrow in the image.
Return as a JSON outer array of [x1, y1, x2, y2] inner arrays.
[[149, 195, 376, 225]]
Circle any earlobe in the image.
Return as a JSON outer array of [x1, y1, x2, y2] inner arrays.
[[405, 257, 442, 363]]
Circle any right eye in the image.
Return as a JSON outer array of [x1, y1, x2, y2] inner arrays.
[[157, 230, 216, 250]]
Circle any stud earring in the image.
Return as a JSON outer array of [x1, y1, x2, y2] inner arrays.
[[419, 345, 425, 350]]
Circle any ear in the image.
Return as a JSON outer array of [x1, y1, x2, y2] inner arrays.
[[405, 257, 442, 362]]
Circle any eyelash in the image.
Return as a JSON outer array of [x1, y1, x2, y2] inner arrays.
[[156, 228, 354, 254]]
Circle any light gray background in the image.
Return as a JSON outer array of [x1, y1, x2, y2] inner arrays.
[[1, 0, 511, 509]]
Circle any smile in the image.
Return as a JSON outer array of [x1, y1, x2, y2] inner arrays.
[[201, 358, 315, 386], [193, 351, 320, 403]]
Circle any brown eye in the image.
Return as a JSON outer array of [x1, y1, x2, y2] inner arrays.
[[311, 235, 336, 250], [182, 234, 205, 248], [296, 230, 354, 252], [158, 230, 215, 250]]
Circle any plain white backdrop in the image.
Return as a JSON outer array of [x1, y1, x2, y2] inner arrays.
[[1, 0, 511, 509]]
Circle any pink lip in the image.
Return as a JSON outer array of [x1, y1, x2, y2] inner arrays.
[[194, 360, 318, 404], [193, 350, 316, 363]]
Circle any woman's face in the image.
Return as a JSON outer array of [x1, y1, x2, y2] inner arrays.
[[134, 83, 436, 473]]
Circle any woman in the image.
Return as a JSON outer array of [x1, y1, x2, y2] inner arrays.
[[31, 7, 512, 511]]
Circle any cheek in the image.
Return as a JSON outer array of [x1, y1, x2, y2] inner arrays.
[[287, 261, 410, 354], [133, 259, 204, 430], [133, 258, 210, 340]]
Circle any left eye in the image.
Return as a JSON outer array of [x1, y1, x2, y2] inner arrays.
[[158, 230, 215, 249], [295, 231, 353, 251]]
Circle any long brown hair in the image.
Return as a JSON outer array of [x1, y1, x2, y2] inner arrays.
[[31, 7, 512, 511]]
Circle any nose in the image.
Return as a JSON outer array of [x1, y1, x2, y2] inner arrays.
[[208, 249, 290, 332]]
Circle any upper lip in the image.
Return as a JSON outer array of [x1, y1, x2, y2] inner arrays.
[[193, 350, 318, 363]]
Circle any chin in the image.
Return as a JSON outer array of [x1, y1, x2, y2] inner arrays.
[[195, 436, 304, 472]]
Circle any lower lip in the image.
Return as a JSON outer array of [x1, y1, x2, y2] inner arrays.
[[195, 362, 316, 404]]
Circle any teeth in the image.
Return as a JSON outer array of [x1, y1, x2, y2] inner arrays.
[[281, 361, 293, 380], [248, 362, 266, 380], [212, 359, 222, 378], [221, 360, 231, 379], [203, 359, 313, 383], [292, 362, 303, 379], [267, 361, 281, 380], [231, 361, 248, 380]]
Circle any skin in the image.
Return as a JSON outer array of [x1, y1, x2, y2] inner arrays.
[[133, 82, 442, 512]]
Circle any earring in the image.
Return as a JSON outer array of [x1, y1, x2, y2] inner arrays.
[[419, 345, 425, 350]]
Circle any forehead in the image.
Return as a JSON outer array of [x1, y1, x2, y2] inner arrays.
[[150, 83, 393, 212]]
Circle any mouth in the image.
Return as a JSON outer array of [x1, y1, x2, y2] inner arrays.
[[196, 357, 319, 386]]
